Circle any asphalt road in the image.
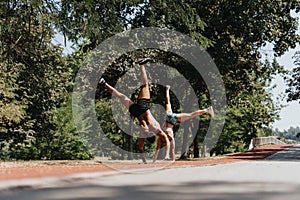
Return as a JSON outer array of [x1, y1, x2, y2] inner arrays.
[[265, 144, 300, 161], [1, 145, 300, 200]]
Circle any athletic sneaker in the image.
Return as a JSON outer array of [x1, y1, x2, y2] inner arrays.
[[99, 78, 106, 84], [138, 58, 151, 65], [207, 106, 215, 117]]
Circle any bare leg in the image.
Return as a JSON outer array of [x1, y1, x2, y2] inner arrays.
[[177, 110, 206, 122], [155, 129, 170, 159], [138, 137, 147, 164], [138, 64, 150, 99], [165, 85, 172, 113], [100, 80, 133, 109], [136, 60, 170, 161], [177, 106, 214, 122], [164, 86, 174, 160]]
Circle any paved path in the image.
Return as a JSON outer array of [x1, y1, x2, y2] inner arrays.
[[1, 145, 300, 200], [265, 144, 300, 161]]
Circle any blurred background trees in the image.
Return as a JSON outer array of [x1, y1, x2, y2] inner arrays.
[[1, 0, 299, 160]]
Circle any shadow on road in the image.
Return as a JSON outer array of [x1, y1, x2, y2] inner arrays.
[[1, 180, 300, 200], [226, 144, 294, 160], [265, 145, 300, 161]]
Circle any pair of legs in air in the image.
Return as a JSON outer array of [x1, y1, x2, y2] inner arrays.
[[153, 85, 214, 163], [99, 58, 170, 164]]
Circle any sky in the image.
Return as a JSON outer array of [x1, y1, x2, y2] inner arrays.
[[53, 11, 300, 132], [269, 11, 300, 131], [270, 49, 300, 131]]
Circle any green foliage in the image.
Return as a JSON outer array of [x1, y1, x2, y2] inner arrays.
[[95, 99, 120, 155], [56, 0, 128, 48], [48, 97, 92, 160], [286, 51, 300, 102], [0, 0, 75, 160], [57, 0, 299, 158], [273, 126, 300, 142], [189, 0, 299, 155], [55, 0, 212, 49], [140, 0, 214, 48], [1, 0, 299, 160]]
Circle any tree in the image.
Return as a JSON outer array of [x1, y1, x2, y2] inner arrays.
[[0, 0, 73, 159], [54, 0, 300, 159], [49, 96, 92, 160], [55, 0, 213, 160], [189, 0, 300, 154], [273, 126, 300, 142], [55, 0, 212, 49], [287, 51, 300, 102]]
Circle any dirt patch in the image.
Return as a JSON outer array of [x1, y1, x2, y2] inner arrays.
[[0, 144, 293, 181], [0, 160, 112, 181]]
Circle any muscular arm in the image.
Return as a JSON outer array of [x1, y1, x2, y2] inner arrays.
[[153, 138, 162, 163], [169, 136, 175, 162]]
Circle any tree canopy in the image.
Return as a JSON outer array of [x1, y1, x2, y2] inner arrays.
[[1, 0, 299, 160], [0, 0, 76, 159], [287, 51, 300, 102]]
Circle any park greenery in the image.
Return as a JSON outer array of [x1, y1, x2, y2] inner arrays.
[[287, 50, 300, 102], [0, 0, 299, 160], [273, 126, 300, 143]]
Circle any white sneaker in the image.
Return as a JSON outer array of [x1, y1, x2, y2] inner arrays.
[[138, 58, 151, 65], [99, 78, 106, 84], [207, 106, 214, 117]]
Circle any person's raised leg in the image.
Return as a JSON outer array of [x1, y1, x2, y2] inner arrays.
[[177, 106, 214, 122], [206, 106, 215, 117], [165, 85, 172, 113], [99, 78, 133, 109], [137, 58, 151, 100], [137, 65, 150, 99]]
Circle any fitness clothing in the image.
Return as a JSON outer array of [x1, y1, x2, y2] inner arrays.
[[129, 98, 151, 117], [165, 111, 178, 125], [163, 126, 173, 133]]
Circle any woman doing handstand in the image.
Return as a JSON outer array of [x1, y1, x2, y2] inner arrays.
[[153, 85, 214, 162]]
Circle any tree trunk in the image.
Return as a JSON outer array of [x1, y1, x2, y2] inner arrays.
[[180, 124, 190, 159], [128, 118, 134, 160], [193, 133, 199, 158]]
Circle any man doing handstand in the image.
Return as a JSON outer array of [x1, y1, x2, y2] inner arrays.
[[99, 58, 170, 163]]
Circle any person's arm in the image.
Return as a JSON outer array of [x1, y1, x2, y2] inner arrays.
[[170, 137, 176, 162], [153, 138, 162, 163], [138, 137, 147, 164]]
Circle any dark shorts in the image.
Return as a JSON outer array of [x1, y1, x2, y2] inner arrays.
[[129, 98, 151, 117], [166, 111, 178, 125]]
